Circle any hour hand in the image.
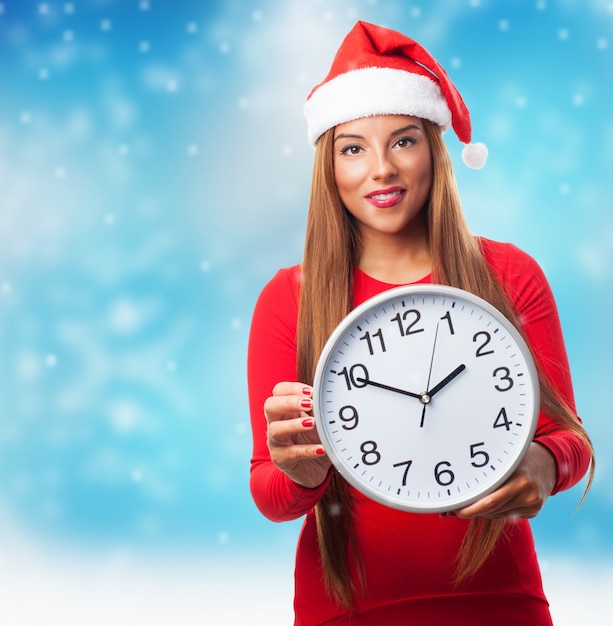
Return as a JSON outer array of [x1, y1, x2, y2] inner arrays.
[[428, 364, 466, 398], [354, 377, 421, 400]]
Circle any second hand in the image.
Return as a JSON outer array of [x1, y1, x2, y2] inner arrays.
[[420, 323, 440, 428]]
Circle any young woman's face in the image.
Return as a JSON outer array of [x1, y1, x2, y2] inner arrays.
[[333, 115, 433, 240]]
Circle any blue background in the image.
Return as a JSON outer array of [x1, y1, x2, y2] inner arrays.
[[0, 0, 611, 623]]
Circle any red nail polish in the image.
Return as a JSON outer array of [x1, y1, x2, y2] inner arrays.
[[315, 447, 326, 456], [300, 399, 312, 409], [302, 387, 312, 396], [302, 418, 314, 428]]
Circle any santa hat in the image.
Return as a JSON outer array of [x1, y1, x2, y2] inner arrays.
[[303, 21, 488, 169]]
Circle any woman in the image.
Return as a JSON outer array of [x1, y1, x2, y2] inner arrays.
[[248, 21, 593, 625]]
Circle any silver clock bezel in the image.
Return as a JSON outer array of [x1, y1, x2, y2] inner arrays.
[[313, 283, 540, 513]]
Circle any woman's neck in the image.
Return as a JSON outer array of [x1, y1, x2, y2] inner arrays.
[[357, 227, 431, 285], [358, 240, 431, 284]]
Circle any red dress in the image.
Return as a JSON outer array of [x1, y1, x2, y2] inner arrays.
[[248, 238, 591, 625]]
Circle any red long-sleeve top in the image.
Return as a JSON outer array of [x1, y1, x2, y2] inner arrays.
[[248, 238, 591, 625]]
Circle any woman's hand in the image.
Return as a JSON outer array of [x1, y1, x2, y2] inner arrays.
[[450, 442, 557, 520], [264, 382, 332, 489]]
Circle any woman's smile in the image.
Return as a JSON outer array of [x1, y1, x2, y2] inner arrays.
[[365, 186, 407, 208]]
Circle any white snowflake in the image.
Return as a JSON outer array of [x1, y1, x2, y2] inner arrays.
[[572, 93, 585, 106], [515, 96, 527, 108], [217, 532, 230, 545], [498, 19, 510, 32]]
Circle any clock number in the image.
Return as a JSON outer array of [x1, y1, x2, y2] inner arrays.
[[337, 364, 369, 390], [391, 309, 424, 337], [359, 328, 386, 355], [493, 407, 513, 431], [360, 441, 381, 466], [493, 366, 514, 392], [393, 460, 413, 486], [469, 442, 490, 468], [339, 405, 359, 430], [440, 311, 455, 335], [473, 331, 495, 357], [434, 461, 455, 486]]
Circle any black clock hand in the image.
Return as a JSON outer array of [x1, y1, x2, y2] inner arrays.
[[428, 364, 467, 398], [419, 364, 467, 428], [354, 377, 421, 400]]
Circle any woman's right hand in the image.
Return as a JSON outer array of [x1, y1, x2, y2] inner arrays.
[[264, 382, 332, 489]]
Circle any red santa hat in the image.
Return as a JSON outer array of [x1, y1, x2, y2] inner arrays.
[[304, 21, 488, 169]]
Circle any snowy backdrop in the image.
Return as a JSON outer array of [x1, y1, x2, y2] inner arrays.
[[0, 0, 611, 623]]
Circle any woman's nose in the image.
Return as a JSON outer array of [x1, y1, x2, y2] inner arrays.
[[371, 150, 397, 180]]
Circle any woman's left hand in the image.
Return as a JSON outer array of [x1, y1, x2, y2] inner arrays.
[[451, 442, 557, 520]]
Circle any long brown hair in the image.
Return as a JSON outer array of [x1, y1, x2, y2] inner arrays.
[[296, 120, 594, 609]]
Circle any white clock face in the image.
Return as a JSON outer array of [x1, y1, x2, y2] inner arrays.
[[313, 284, 539, 513]]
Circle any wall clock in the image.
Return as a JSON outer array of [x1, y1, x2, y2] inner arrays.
[[313, 284, 539, 513]]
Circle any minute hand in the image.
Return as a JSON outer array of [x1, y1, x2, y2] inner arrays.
[[428, 364, 466, 398], [355, 378, 421, 400]]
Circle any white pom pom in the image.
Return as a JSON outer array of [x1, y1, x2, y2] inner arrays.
[[462, 142, 488, 169]]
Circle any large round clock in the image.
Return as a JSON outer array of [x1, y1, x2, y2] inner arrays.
[[313, 284, 539, 513]]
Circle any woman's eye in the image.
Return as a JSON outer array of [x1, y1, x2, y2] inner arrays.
[[394, 136, 416, 149], [339, 144, 363, 156]]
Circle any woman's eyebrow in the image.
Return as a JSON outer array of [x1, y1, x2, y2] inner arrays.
[[334, 132, 364, 143], [334, 124, 422, 143], [391, 124, 422, 136]]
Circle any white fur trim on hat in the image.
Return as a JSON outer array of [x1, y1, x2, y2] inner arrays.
[[304, 67, 452, 148]]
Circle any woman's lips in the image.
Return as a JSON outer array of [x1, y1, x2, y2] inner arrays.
[[365, 187, 406, 208]]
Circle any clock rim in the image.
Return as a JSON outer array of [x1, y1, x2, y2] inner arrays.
[[313, 283, 540, 513]]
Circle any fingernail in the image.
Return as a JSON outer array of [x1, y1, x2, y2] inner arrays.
[[302, 387, 312, 396], [300, 398, 312, 409], [315, 447, 325, 456], [302, 418, 314, 428]]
